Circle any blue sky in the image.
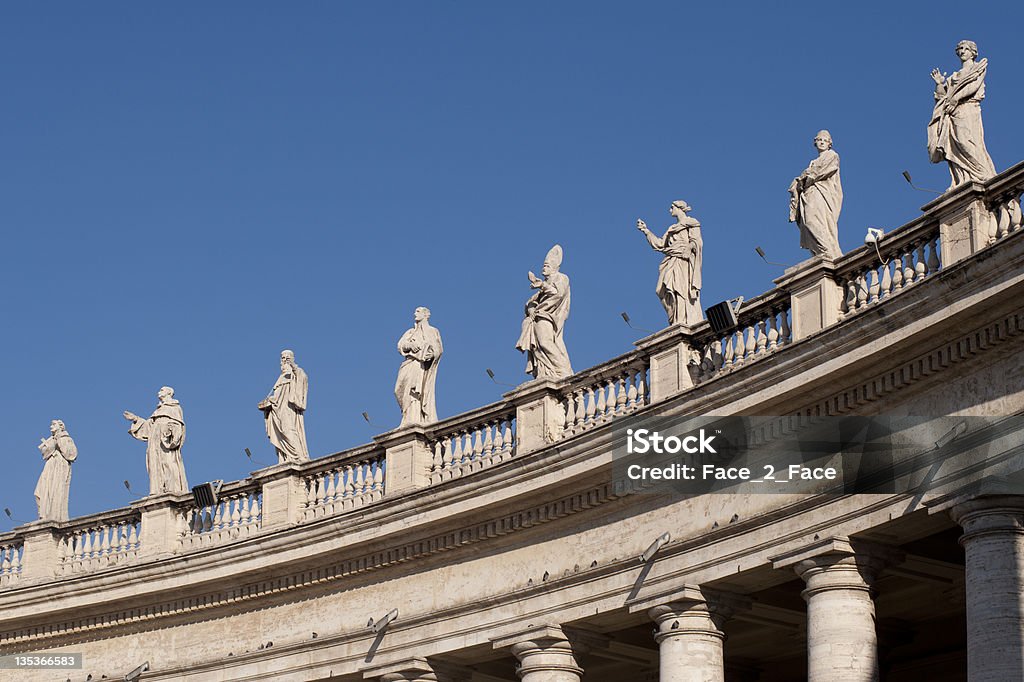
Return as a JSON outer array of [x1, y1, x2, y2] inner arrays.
[[2, 2, 1022, 527]]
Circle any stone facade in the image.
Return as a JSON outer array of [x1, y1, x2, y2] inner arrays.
[[1, 163, 1023, 681]]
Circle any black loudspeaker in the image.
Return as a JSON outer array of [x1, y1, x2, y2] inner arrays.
[[705, 301, 739, 335]]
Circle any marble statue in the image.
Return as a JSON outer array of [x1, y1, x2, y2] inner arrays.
[[788, 131, 843, 259], [637, 201, 704, 326], [259, 350, 309, 464], [516, 245, 573, 380], [395, 307, 443, 426], [34, 419, 77, 521], [928, 40, 997, 189], [124, 387, 189, 495]]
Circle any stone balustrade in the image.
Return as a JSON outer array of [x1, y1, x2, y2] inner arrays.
[[3, 161, 1024, 590], [0, 535, 22, 586], [178, 482, 262, 550], [57, 509, 141, 575], [560, 351, 649, 437], [302, 446, 385, 520]]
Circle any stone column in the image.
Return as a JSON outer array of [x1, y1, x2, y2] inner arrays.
[[649, 602, 726, 682], [772, 537, 900, 682], [627, 585, 748, 682], [951, 495, 1024, 682], [492, 625, 583, 682]]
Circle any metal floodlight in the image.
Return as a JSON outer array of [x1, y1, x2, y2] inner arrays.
[[124, 661, 149, 681], [620, 312, 654, 334], [368, 608, 399, 634], [191, 481, 224, 508], [902, 170, 942, 195], [935, 420, 968, 449], [639, 532, 671, 563], [755, 246, 791, 268], [486, 368, 515, 388], [705, 297, 744, 335]]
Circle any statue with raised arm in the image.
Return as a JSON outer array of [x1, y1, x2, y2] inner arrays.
[[928, 40, 997, 189], [123, 387, 188, 495], [788, 130, 843, 259], [395, 307, 443, 426], [516, 245, 573, 380], [637, 200, 703, 326], [258, 350, 309, 463], [34, 419, 77, 521]]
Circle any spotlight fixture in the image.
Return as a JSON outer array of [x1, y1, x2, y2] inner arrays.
[[639, 532, 671, 563]]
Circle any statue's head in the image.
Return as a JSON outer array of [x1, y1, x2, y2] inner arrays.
[[414, 307, 431, 322], [50, 419, 65, 434], [281, 349, 295, 370], [542, 245, 563, 277], [157, 386, 175, 403], [956, 40, 978, 60], [814, 130, 833, 151], [670, 200, 691, 217]]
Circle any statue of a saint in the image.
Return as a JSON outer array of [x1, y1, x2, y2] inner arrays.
[[787, 131, 843, 259], [516, 245, 573, 380], [928, 40, 997, 189], [34, 419, 78, 521], [395, 307, 443, 426], [123, 387, 188, 495], [258, 350, 309, 464], [637, 201, 703, 326]]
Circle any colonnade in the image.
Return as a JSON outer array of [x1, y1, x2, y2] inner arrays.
[[363, 495, 1024, 682]]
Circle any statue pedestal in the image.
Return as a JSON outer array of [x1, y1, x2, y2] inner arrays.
[[774, 257, 842, 342], [634, 325, 700, 403], [252, 462, 307, 529], [924, 181, 996, 266], [376, 425, 433, 495], [505, 379, 565, 456], [17, 520, 61, 582]]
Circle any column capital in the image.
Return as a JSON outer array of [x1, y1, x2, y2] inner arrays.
[[950, 494, 1024, 541], [771, 536, 903, 597], [492, 625, 583, 679], [362, 657, 470, 682]]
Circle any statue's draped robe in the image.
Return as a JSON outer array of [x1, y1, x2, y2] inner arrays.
[[788, 150, 843, 259], [129, 402, 188, 495], [264, 365, 309, 463], [395, 323, 443, 426], [928, 58, 996, 188], [34, 431, 77, 521], [516, 272, 573, 379], [644, 217, 704, 325]]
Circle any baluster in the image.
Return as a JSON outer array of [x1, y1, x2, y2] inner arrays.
[[755, 320, 767, 354], [927, 237, 940, 272], [626, 370, 638, 409], [743, 325, 757, 359], [432, 441, 443, 472], [82, 530, 93, 558], [503, 421, 514, 452], [250, 495, 261, 521], [230, 497, 242, 526], [112, 525, 124, 554], [605, 378, 618, 418], [326, 469, 338, 502], [766, 314, 779, 350], [892, 255, 904, 291], [373, 461, 384, 494], [856, 270, 869, 308], [1, 550, 10, 574], [636, 372, 647, 407], [585, 386, 597, 424], [351, 463, 364, 495], [916, 241, 928, 279], [202, 507, 214, 532], [615, 374, 627, 413], [868, 269, 880, 304], [452, 431, 465, 465], [442, 438, 454, 470], [569, 389, 583, 431], [723, 333, 736, 366], [843, 278, 856, 315], [880, 259, 892, 299], [595, 381, 607, 420], [471, 428, 484, 460], [99, 525, 111, 555], [483, 422, 495, 456], [128, 523, 139, 549], [903, 245, 917, 283]]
